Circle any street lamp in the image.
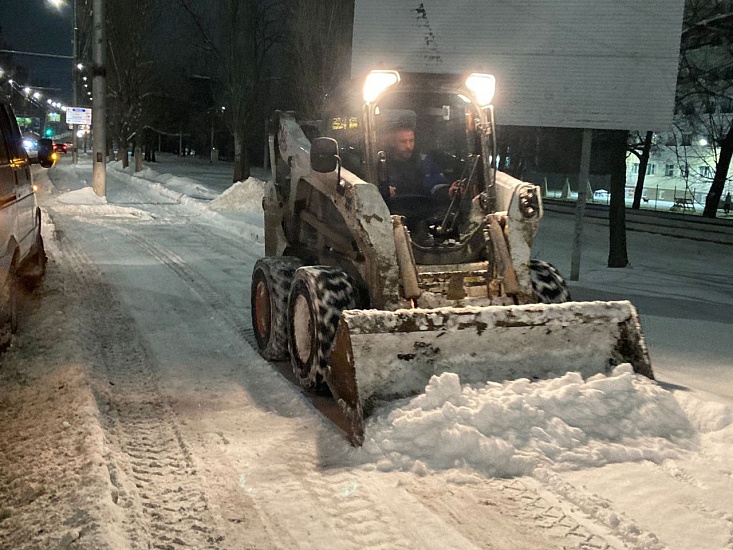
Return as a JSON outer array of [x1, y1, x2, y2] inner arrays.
[[46, 0, 79, 162]]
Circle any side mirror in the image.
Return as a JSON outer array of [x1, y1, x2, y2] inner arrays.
[[310, 137, 339, 173], [38, 138, 53, 156]]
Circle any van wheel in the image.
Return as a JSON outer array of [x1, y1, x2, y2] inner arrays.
[[287, 267, 356, 390], [251, 257, 303, 360], [529, 259, 571, 303], [0, 262, 19, 350], [21, 230, 47, 290]]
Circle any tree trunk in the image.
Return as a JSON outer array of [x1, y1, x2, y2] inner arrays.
[[232, 129, 251, 183], [121, 146, 129, 168], [703, 125, 733, 218], [134, 133, 143, 172], [608, 130, 629, 268], [632, 131, 652, 210], [135, 146, 143, 172]]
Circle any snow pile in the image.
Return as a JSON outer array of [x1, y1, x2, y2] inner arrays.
[[54, 186, 154, 220], [362, 365, 717, 478], [672, 391, 733, 432], [57, 186, 107, 205], [208, 177, 265, 212], [151, 172, 218, 200], [109, 161, 218, 200]]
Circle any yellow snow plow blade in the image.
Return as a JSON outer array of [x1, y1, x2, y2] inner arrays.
[[327, 300, 653, 446]]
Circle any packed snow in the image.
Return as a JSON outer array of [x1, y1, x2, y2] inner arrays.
[[1, 152, 732, 549]]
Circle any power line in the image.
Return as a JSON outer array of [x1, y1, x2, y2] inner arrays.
[[0, 49, 73, 60]]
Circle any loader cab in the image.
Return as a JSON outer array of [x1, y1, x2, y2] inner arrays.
[[355, 71, 497, 250], [322, 72, 492, 187]]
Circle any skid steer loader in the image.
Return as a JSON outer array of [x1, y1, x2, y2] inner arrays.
[[251, 70, 653, 445]]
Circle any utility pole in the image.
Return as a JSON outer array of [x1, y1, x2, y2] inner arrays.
[[570, 129, 593, 281], [91, 0, 106, 197], [71, 0, 79, 164]]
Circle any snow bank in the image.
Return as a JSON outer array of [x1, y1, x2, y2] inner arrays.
[[362, 365, 724, 478], [208, 178, 264, 212], [110, 161, 218, 200], [673, 391, 733, 432], [57, 186, 107, 205], [53, 186, 154, 221]]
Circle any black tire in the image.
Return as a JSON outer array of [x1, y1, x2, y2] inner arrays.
[[251, 256, 303, 360], [529, 259, 571, 303], [287, 266, 357, 390], [20, 230, 47, 290], [0, 260, 19, 350]]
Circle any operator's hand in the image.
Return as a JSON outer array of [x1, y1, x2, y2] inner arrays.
[[448, 180, 462, 199], [389, 185, 397, 198]]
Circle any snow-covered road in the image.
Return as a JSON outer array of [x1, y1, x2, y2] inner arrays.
[[1, 154, 732, 549]]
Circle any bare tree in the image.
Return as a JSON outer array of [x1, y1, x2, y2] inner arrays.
[[627, 131, 654, 210], [607, 130, 630, 267], [106, 0, 157, 170], [677, 0, 733, 217], [178, 0, 285, 182], [284, 0, 354, 120]]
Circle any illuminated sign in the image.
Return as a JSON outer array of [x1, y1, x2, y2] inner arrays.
[[66, 107, 92, 125], [331, 117, 359, 130]]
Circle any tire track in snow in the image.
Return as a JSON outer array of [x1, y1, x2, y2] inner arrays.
[[52, 227, 226, 549], [653, 460, 733, 548], [112, 229, 427, 549], [534, 468, 665, 550]]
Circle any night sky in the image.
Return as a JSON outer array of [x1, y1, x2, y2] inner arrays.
[[0, 0, 74, 102]]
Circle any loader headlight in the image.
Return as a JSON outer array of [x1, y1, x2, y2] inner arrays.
[[363, 70, 400, 103], [518, 187, 539, 219], [465, 73, 496, 108]]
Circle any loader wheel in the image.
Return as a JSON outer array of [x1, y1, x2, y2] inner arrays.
[[251, 257, 303, 360], [287, 267, 357, 390], [529, 259, 571, 303]]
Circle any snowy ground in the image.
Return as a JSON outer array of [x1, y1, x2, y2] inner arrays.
[[0, 152, 732, 549]]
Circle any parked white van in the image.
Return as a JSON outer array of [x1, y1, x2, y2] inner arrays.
[[0, 98, 50, 349]]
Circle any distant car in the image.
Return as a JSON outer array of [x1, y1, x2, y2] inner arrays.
[[53, 142, 68, 154], [593, 189, 610, 202]]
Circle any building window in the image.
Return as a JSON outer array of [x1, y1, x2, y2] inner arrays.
[[631, 163, 639, 175], [699, 165, 712, 178], [646, 163, 656, 176], [681, 134, 693, 146], [665, 164, 675, 177]]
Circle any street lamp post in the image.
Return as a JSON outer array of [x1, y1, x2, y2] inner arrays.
[[46, 0, 79, 162]]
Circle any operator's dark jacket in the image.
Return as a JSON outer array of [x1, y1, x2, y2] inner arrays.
[[382, 153, 446, 201]]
